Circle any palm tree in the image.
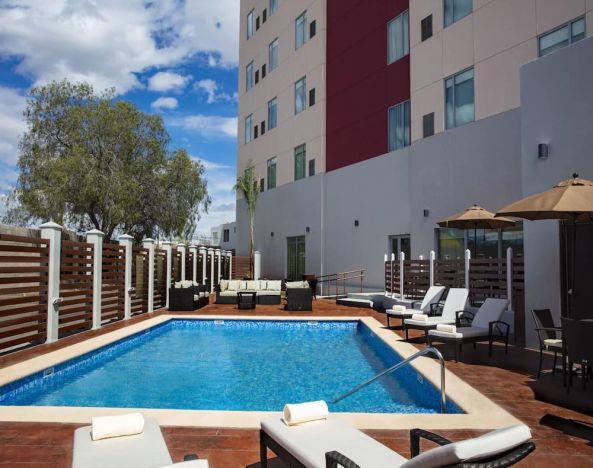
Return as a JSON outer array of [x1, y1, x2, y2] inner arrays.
[[234, 160, 259, 277]]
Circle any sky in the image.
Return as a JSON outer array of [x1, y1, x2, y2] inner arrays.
[[0, 0, 240, 238]]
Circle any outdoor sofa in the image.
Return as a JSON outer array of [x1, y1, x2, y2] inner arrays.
[[285, 280, 313, 311], [260, 415, 535, 468], [427, 298, 510, 361], [168, 280, 209, 311], [385, 285, 446, 328], [215, 279, 282, 305]]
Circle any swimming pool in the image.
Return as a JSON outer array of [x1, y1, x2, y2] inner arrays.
[[0, 319, 460, 414]]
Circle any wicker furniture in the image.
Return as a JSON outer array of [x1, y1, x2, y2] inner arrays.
[[285, 281, 312, 311], [215, 280, 281, 305], [531, 309, 563, 379], [237, 291, 257, 310], [561, 317, 593, 390], [168, 283, 209, 311]]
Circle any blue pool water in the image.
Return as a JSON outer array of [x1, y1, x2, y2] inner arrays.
[[0, 320, 461, 414]]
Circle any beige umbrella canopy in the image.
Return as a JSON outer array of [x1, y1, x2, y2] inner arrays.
[[496, 173, 593, 317]]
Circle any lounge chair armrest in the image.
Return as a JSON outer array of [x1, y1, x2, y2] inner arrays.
[[325, 451, 361, 468], [456, 441, 536, 467], [410, 428, 452, 457], [456, 310, 474, 327], [183, 454, 199, 461], [410, 300, 419, 309], [429, 302, 444, 317], [489, 320, 510, 338]]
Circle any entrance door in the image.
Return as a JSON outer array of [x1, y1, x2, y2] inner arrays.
[[389, 235, 411, 259], [561, 222, 593, 319], [287, 236, 306, 280]]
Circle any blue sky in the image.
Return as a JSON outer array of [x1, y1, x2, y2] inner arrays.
[[0, 0, 240, 238]]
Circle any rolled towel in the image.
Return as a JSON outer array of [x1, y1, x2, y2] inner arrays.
[[390, 305, 407, 313], [283, 400, 329, 426], [411, 313, 428, 322], [91, 413, 145, 441], [436, 323, 457, 334]]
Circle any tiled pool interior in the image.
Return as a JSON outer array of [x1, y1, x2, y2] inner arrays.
[[0, 319, 461, 414]]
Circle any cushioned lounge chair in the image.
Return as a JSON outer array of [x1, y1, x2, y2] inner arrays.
[[385, 286, 446, 328], [531, 308, 563, 379], [403, 288, 469, 340], [260, 416, 534, 468], [72, 418, 209, 468], [427, 298, 510, 361]]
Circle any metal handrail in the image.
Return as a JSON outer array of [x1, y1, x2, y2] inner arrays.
[[331, 347, 447, 413], [317, 269, 365, 280], [314, 269, 366, 298]]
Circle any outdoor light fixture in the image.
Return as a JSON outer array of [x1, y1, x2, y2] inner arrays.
[[306, 226, 310, 233], [271, 231, 274, 237], [423, 209, 430, 217], [354, 220, 359, 227], [538, 143, 549, 160]]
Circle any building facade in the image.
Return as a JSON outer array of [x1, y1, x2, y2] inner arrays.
[[237, 0, 593, 346], [209, 221, 238, 251]]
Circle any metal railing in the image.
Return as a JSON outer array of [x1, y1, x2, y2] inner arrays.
[[331, 347, 447, 413], [316, 269, 366, 299]]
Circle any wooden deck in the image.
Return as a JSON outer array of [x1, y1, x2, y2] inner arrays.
[[1, 298, 593, 467]]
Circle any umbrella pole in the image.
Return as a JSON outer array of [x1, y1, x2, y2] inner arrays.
[[569, 218, 577, 318]]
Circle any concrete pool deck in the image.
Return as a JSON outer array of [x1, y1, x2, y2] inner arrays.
[[0, 313, 521, 430]]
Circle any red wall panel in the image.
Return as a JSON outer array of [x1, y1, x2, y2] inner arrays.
[[327, 0, 410, 171]]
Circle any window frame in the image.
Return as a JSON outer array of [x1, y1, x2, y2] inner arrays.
[[388, 100, 411, 151], [247, 9, 255, 39], [294, 76, 307, 115], [244, 114, 253, 144], [443, 0, 472, 28], [294, 144, 306, 181], [267, 157, 277, 189], [268, 97, 278, 130], [444, 67, 475, 130], [387, 9, 410, 65], [270, 0, 278, 15], [295, 11, 307, 50], [246, 61, 254, 91], [269, 37, 279, 71], [538, 16, 586, 57]]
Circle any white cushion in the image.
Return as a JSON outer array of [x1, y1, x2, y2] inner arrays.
[[429, 326, 489, 340], [258, 280, 267, 290], [220, 291, 238, 297], [246, 280, 258, 291], [238, 280, 248, 290], [180, 280, 194, 288], [544, 338, 563, 349], [418, 286, 446, 312], [471, 298, 509, 329], [411, 313, 428, 322], [219, 280, 229, 292], [405, 316, 454, 327], [261, 416, 406, 468], [401, 425, 531, 468], [386, 307, 415, 318], [267, 280, 282, 291], [286, 281, 309, 289], [440, 288, 469, 321], [257, 290, 280, 296], [436, 323, 456, 334], [227, 280, 239, 291], [174, 282, 182, 288]]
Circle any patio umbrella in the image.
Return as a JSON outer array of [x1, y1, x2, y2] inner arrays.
[[437, 204, 515, 256], [496, 173, 593, 317]]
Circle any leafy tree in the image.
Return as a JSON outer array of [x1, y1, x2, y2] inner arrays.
[[5, 80, 210, 241], [234, 160, 259, 271]]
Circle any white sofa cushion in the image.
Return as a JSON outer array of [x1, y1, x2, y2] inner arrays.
[[401, 425, 531, 468], [226, 280, 239, 291], [286, 281, 309, 289], [246, 280, 258, 291], [258, 280, 267, 290], [257, 290, 280, 296], [219, 280, 229, 292], [220, 291, 238, 297], [267, 280, 282, 291], [428, 326, 489, 340], [238, 280, 248, 290]]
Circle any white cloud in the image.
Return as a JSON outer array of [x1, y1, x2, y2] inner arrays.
[[0, 86, 27, 165], [190, 155, 231, 171], [147, 71, 191, 92], [0, 0, 240, 94], [170, 115, 237, 139], [195, 78, 234, 104], [150, 96, 179, 110]]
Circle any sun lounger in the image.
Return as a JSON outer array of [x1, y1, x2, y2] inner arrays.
[[427, 298, 510, 361], [385, 286, 446, 328], [403, 288, 469, 340], [72, 417, 209, 468], [260, 415, 534, 468]]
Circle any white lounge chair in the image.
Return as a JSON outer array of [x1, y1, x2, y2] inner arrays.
[[260, 415, 534, 468], [427, 298, 510, 361], [385, 286, 446, 328], [403, 288, 469, 340], [72, 418, 209, 468]]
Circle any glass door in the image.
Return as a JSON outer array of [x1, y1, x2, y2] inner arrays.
[[389, 235, 411, 259], [287, 236, 306, 280]]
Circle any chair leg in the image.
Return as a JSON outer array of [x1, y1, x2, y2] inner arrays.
[[386, 315, 390, 328], [455, 343, 460, 362], [489, 337, 493, 358], [582, 360, 587, 391], [473, 342, 477, 350], [405, 327, 409, 341], [260, 432, 268, 468], [537, 347, 543, 379], [552, 351, 558, 376]]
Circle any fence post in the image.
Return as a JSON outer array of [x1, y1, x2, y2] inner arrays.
[[177, 244, 186, 281], [40, 222, 62, 343], [162, 241, 172, 307], [506, 247, 513, 311], [119, 234, 134, 319], [208, 248, 215, 292], [189, 244, 197, 283], [199, 247, 207, 285], [216, 249, 222, 284], [142, 238, 155, 313], [228, 251, 233, 279], [464, 249, 471, 290], [86, 229, 104, 330], [429, 250, 435, 286], [254, 251, 261, 280], [399, 251, 405, 300], [383, 254, 388, 294], [391, 253, 396, 298]]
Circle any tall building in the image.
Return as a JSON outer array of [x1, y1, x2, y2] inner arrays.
[[237, 0, 593, 346]]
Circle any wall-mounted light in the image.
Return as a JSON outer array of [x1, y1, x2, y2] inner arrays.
[[270, 231, 274, 237], [423, 209, 430, 217], [306, 226, 310, 233], [538, 143, 549, 160], [354, 220, 359, 227]]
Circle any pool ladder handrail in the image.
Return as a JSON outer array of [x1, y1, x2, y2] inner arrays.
[[331, 347, 447, 413]]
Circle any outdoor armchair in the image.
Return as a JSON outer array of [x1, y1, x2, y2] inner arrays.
[[531, 309, 563, 379], [285, 281, 313, 311], [561, 317, 593, 390]]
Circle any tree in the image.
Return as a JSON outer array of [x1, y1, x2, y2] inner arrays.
[[6, 80, 210, 241], [234, 160, 259, 272]]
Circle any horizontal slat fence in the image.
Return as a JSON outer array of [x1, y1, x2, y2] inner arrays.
[[403, 259, 430, 300], [154, 249, 167, 310], [185, 251, 193, 282], [131, 247, 149, 316], [101, 243, 125, 324], [172, 251, 182, 283], [0, 234, 49, 352], [197, 251, 204, 284], [435, 259, 465, 289], [59, 240, 93, 337], [232, 256, 252, 279]]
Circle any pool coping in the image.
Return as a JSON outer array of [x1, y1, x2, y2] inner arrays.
[[0, 314, 522, 430]]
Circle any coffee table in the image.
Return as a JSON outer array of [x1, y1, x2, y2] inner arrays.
[[237, 291, 257, 310]]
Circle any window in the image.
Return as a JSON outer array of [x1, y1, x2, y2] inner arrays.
[[287, 236, 306, 281], [388, 100, 410, 151], [423, 113, 435, 138], [255, 69, 259, 84], [263, 9, 267, 23], [269, 38, 279, 71], [270, 0, 278, 15], [247, 10, 254, 38], [388, 10, 409, 64], [261, 64, 266, 78], [268, 97, 277, 130], [390, 235, 411, 260], [295, 77, 306, 114], [445, 67, 474, 129], [421, 15, 433, 41], [444, 0, 472, 27], [437, 225, 523, 259], [259, 178, 265, 193], [256, 16, 260, 30], [295, 12, 307, 49], [309, 88, 316, 107], [267, 157, 277, 189], [538, 17, 586, 57], [261, 121, 266, 135], [310, 20, 316, 39], [223, 229, 230, 243], [246, 62, 254, 91], [254, 125, 258, 139], [244, 114, 253, 144], [294, 144, 306, 180], [438, 228, 465, 259], [309, 159, 315, 177]]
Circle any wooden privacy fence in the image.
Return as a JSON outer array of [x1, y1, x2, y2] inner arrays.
[[131, 247, 149, 316], [0, 233, 49, 351], [153, 248, 167, 310], [233, 256, 252, 279], [101, 243, 125, 324]]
